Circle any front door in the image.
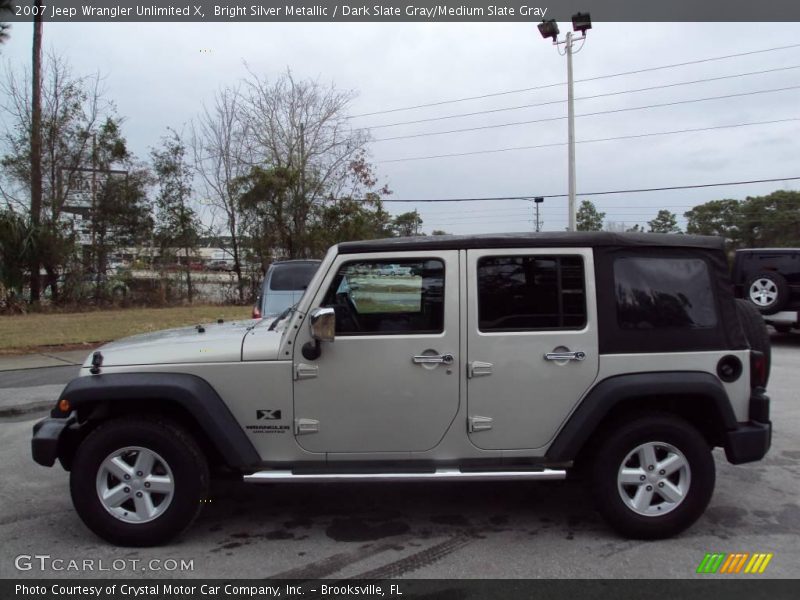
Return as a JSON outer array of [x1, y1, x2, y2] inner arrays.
[[293, 251, 460, 454], [466, 248, 599, 450]]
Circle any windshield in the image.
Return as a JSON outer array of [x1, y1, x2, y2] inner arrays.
[[263, 291, 302, 316]]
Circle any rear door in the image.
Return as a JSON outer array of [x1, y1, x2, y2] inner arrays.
[[466, 248, 599, 450]]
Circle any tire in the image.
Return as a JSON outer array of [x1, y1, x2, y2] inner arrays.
[[735, 298, 771, 384], [70, 417, 209, 546], [590, 414, 715, 540], [746, 272, 789, 315]]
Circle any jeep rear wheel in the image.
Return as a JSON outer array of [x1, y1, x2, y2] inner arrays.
[[590, 414, 715, 539], [70, 417, 209, 546]]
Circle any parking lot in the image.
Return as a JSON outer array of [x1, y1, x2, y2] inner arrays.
[[1, 334, 798, 579]]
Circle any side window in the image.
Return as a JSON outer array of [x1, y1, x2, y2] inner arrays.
[[322, 259, 445, 335], [477, 255, 586, 331], [614, 257, 717, 330]]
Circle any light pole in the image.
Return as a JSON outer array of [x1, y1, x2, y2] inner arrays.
[[538, 13, 592, 232], [533, 196, 544, 232]]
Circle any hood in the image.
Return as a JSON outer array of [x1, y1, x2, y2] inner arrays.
[[83, 319, 264, 368]]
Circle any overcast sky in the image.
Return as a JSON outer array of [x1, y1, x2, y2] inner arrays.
[[1, 21, 798, 234]]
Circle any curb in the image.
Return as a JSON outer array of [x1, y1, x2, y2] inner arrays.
[[0, 362, 81, 373], [0, 400, 52, 418]]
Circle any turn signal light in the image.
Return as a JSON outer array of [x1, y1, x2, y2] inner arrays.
[[750, 351, 767, 389], [58, 398, 71, 413]]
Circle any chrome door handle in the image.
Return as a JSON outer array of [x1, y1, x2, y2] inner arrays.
[[413, 353, 454, 365], [544, 351, 586, 361]]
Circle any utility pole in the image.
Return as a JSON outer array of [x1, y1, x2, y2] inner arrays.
[[566, 31, 577, 233], [533, 197, 544, 232], [538, 13, 592, 232], [29, 2, 43, 302], [91, 133, 99, 298]]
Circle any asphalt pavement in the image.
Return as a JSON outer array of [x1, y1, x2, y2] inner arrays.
[[0, 336, 798, 579], [0, 351, 84, 418]]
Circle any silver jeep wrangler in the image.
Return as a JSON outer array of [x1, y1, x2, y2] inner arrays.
[[32, 232, 772, 546]]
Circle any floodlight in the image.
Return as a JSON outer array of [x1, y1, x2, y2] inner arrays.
[[538, 19, 560, 41], [571, 12, 591, 34]]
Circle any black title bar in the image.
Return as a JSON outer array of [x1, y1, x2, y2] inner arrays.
[[4, 0, 800, 22], [4, 579, 800, 600]]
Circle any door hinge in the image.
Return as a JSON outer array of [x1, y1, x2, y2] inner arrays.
[[295, 418, 320, 435], [467, 361, 493, 378], [468, 416, 493, 432], [294, 363, 319, 380]]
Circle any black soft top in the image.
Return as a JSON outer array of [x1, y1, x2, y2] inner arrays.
[[337, 231, 724, 254]]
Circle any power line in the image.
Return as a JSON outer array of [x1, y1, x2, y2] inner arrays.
[[417, 203, 723, 216], [425, 210, 705, 222], [378, 117, 800, 163], [377, 176, 800, 203], [349, 43, 800, 118], [372, 85, 800, 142], [362, 65, 800, 130], [424, 218, 800, 228]]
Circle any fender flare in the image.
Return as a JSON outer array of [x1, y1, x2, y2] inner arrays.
[[55, 372, 260, 469], [545, 371, 737, 462]]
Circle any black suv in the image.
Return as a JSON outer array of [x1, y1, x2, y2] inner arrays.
[[733, 248, 800, 332]]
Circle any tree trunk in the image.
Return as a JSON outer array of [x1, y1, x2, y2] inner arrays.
[[228, 213, 244, 303], [45, 266, 59, 303], [29, 6, 43, 303], [184, 257, 193, 304], [95, 235, 106, 302]]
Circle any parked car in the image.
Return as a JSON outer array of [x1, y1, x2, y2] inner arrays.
[[252, 259, 321, 319], [32, 232, 771, 545], [733, 248, 800, 332], [375, 264, 412, 276], [207, 259, 233, 272]]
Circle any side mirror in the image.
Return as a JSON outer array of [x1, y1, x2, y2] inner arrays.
[[303, 307, 335, 360], [309, 307, 335, 342]]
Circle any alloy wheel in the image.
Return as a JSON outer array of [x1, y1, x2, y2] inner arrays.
[[749, 278, 778, 308], [617, 441, 691, 517], [95, 446, 175, 524]]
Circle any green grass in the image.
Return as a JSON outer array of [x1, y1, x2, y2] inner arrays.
[[0, 305, 252, 355]]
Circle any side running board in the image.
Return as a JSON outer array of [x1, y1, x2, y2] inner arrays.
[[243, 468, 566, 483]]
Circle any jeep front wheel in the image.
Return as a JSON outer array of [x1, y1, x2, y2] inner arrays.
[[590, 414, 715, 539], [70, 417, 209, 546]]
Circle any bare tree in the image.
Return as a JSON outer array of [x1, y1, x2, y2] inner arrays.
[[191, 85, 250, 302], [152, 129, 200, 303], [193, 70, 382, 300], [2, 53, 111, 298], [240, 68, 369, 258], [2, 55, 105, 217]]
